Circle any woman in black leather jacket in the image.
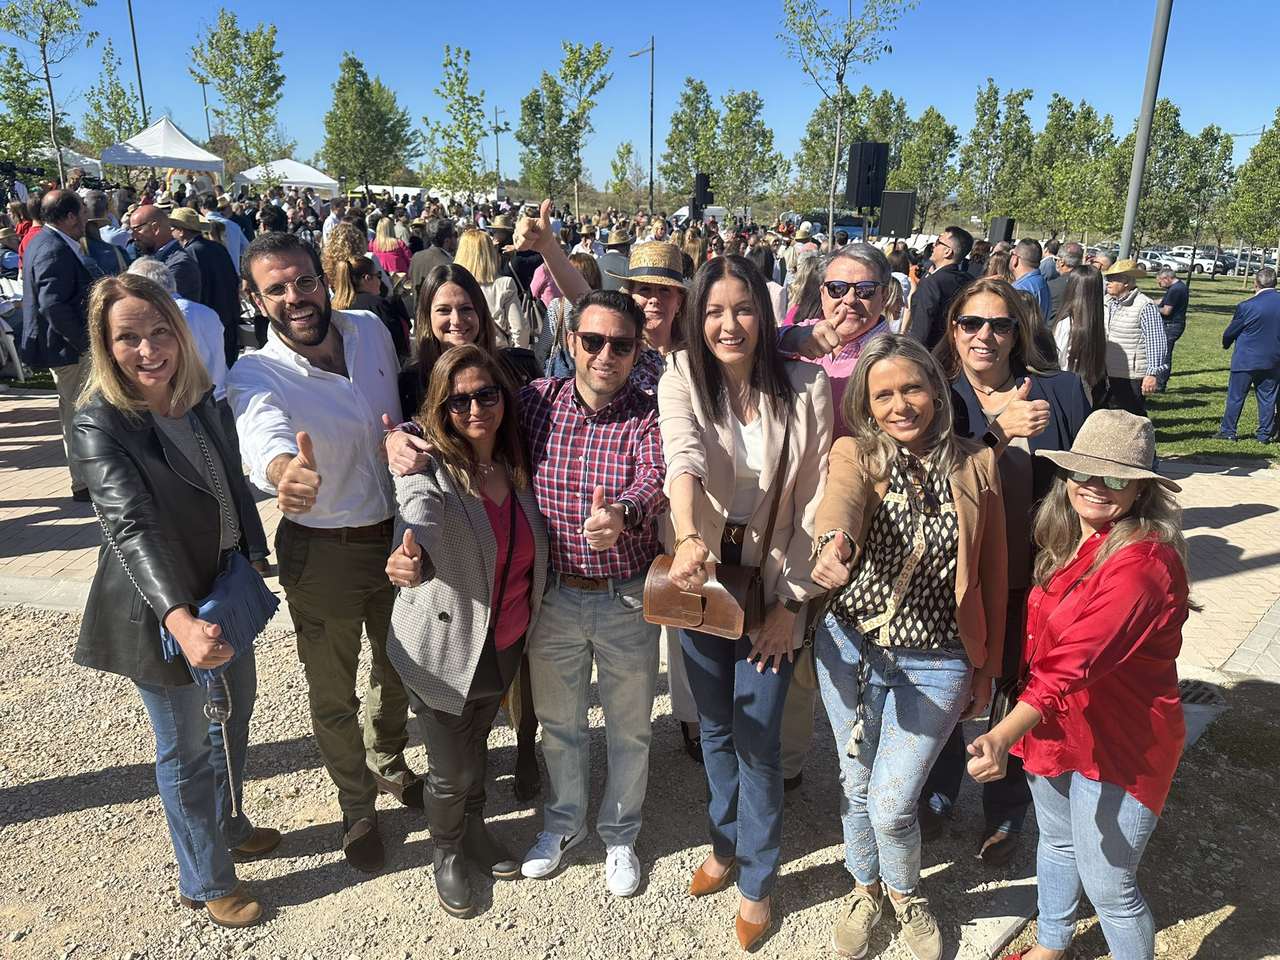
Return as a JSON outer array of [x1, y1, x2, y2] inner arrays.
[[70, 273, 277, 928]]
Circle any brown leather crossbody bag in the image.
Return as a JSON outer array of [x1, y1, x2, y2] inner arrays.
[[643, 416, 791, 639]]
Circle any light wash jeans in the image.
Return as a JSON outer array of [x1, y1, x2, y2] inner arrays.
[[527, 573, 659, 846], [134, 651, 258, 902], [1028, 771, 1160, 959], [815, 614, 971, 894]]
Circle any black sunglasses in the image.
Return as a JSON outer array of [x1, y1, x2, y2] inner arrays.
[[444, 385, 502, 414], [953, 315, 1017, 336], [822, 279, 885, 301], [576, 332, 638, 356]]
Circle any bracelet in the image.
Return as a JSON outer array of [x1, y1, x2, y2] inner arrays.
[[673, 534, 704, 551]]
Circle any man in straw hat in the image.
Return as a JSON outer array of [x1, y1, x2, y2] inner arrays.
[[171, 205, 243, 367], [1100, 259, 1167, 417], [597, 226, 632, 292]]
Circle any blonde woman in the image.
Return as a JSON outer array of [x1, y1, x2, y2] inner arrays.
[[969, 411, 1189, 960], [453, 227, 527, 349], [810, 333, 1007, 960], [70, 274, 278, 928], [369, 215, 411, 275]]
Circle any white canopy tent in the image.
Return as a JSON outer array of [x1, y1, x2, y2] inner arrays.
[[100, 117, 223, 173], [42, 147, 102, 177], [235, 159, 339, 197]]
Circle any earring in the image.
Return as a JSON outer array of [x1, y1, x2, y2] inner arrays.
[[934, 397, 943, 410]]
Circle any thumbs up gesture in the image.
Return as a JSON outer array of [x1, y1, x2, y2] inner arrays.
[[966, 731, 1010, 783], [813, 530, 855, 590], [582, 484, 626, 552], [994, 377, 1051, 441], [276, 431, 323, 514], [386, 529, 425, 588]]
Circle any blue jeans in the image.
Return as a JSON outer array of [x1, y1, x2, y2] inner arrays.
[[681, 629, 795, 901], [135, 651, 258, 902], [1028, 771, 1159, 959], [528, 573, 659, 846], [1220, 367, 1279, 441], [815, 615, 972, 894]]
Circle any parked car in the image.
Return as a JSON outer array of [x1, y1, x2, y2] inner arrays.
[[1135, 249, 1178, 272]]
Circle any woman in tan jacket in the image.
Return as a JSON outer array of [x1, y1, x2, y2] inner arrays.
[[659, 255, 833, 950], [809, 333, 1007, 960]]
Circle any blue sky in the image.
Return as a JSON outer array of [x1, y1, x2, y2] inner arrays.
[[50, 0, 1278, 183]]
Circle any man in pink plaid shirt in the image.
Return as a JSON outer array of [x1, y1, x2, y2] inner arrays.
[[517, 289, 667, 898]]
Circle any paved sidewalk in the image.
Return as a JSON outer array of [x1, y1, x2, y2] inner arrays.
[[3, 388, 1280, 680]]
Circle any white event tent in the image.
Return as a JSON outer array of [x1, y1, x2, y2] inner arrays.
[[235, 159, 339, 197], [100, 117, 223, 173]]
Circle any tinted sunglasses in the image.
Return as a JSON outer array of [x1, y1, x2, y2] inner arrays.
[[954, 315, 1017, 336], [822, 279, 884, 301], [576, 332, 638, 356], [444, 385, 502, 414], [1067, 470, 1133, 491]]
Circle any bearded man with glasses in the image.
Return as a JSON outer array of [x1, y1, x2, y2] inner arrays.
[[226, 231, 423, 875]]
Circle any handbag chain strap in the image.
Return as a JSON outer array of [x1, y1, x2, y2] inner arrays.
[[753, 412, 792, 565], [188, 410, 241, 548], [91, 502, 153, 615]]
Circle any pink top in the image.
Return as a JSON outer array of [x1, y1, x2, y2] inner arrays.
[[482, 493, 535, 651], [370, 240, 412, 275], [530, 263, 560, 306], [782, 315, 889, 437]]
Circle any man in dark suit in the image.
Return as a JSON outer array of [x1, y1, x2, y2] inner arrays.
[[1217, 266, 1280, 442], [1047, 241, 1084, 323], [408, 218, 457, 297], [907, 225, 974, 349], [170, 206, 243, 367], [128, 203, 201, 301], [19, 189, 95, 500]]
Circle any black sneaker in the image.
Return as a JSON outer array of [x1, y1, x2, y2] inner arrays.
[[1212, 431, 1239, 441]]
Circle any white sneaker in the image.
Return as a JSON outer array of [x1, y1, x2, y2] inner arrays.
[[604, 844, 641, 897], [521, 827, 586, 879]]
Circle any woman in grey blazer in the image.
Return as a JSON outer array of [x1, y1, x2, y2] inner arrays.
[[384, 344, 549, 919]]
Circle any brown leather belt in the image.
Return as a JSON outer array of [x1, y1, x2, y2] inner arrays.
[[560, 573, 610, 592], [722, 523, 748, 547], [284, 517, 394, 543]]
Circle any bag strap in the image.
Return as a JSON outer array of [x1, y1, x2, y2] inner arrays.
[[91, 501, 154, 615], [188, 410, 241, 547], [755, 411, 792, 565]]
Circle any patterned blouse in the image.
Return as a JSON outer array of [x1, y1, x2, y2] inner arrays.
[[831, 449, 963, 653]]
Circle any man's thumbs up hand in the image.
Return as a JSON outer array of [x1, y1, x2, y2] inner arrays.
[[582, 485, 625, 553], [276, 431, 322, 514]]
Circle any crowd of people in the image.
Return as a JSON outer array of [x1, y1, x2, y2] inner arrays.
[[8, 169, 1240, 960]]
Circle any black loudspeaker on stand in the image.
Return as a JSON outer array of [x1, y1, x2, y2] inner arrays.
[[879, 190, 916, 238], [988, 217, 1016, 243], [845, 142, 889, 209]]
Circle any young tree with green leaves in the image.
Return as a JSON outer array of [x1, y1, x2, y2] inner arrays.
[[323, 53, 416, 193], [716, 89, 786, 218], [421, 45, 490, 202], [1177, 124, 1233, 288], [659, 77, 719, 197], [81, 38, 142, 160], [557, 41, 612, 217], [779, 0, 916, 248], [608, 140, 647, 210], [0, 45, 70, 166], [189, 8, 287, 175], [989, 88, 1032, 219], [516, 72, 573, 199], [0, 0, 96, 183], [1229, 106, 1280, 263], [888, 106, 957, 231], [957, 77, 1000, 221]]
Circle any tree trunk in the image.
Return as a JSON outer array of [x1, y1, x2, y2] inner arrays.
[[40, 43, 64, 186], [573, 176, 580, 220], [1185, 219, 1202, 292], [827, 99, 843, 254]]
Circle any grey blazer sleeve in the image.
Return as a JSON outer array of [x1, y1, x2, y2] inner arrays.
[[393, 466, 448, 579]]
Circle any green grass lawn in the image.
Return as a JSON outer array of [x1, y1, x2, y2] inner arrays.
[[1142, 274, 1278, 464]]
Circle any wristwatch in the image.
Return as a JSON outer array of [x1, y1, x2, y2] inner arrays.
[[619, 500, 640, 529], [782, 597, 805, 614], [981, 428, 1001, 449]]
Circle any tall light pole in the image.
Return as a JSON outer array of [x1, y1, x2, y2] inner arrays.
[[199, 80, 212, 141], [126, 0, 148, 125], [493, 106, 507, 193], [1119, 0, 1174, 259], [629, 36, 655, 214]]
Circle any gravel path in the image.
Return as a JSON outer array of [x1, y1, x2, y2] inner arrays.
[[1, 605, 1270, 960]]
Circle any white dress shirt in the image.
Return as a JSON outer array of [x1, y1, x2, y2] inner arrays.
[[227, 308, 402, 529], [175, 297, 228, 401]]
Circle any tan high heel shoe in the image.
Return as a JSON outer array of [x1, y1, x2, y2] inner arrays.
[[179, 883, 263, 928], [735, 903, 772, 951], [689, 856, 737, 897]]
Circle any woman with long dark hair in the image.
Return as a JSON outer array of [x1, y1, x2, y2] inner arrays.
[[1052, 264, 1108, 404], [660, 254, 833, 949]]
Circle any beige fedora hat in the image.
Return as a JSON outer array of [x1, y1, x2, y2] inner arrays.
[[1102, 258, 1145, 282], [1035, 409, 1180, 492], [606, 241, 685, 288], [168, 206, 211, 233]]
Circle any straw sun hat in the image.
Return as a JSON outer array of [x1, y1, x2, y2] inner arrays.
[[1034, 409, 1181, 492], [168, 207, 211, 232], [605, 241, 685, 288]]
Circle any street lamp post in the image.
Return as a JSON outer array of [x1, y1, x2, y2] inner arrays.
[[199, 80, 212, 141], [1119, 0, 1174, 260], [126, 0, 148, 125], [629, 36, 655, 214], [493, 106, 507, 194]]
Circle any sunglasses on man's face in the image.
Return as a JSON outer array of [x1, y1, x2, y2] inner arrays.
[[953, 315, 1017, 336], [822, 279, 885, 301], [444, 385, 502, 414], [575, 332, 638, 356], [1067, 470, 1133, 491]]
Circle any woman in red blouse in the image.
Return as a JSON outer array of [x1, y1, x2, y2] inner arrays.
[[966, 409, 1189, 960]]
